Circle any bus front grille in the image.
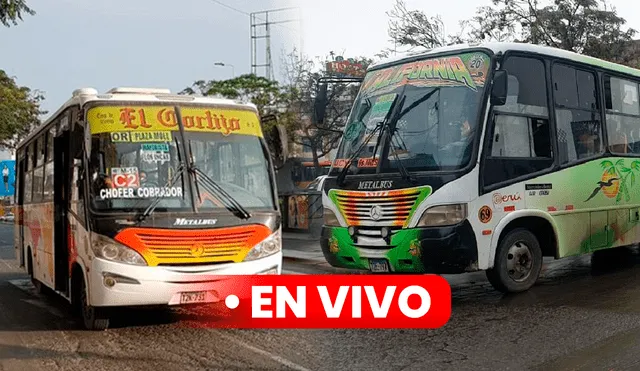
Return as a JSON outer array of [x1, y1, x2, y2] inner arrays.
[[330, 186, 429, 227], [114, 225, 272, 266]]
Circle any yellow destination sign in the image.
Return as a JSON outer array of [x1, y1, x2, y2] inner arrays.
[[87, 105, 264, 138]]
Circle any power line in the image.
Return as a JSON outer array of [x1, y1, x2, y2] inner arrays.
[[208, 0, 250, 16], [208, 0, 299, 33], [207, 0, 301, 80]]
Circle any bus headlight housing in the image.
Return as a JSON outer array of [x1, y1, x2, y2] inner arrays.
[[416, 204, 467, 227], [244, 229, 281, 261], [91, 234, 147, 266], [323, 207, 340, 227]]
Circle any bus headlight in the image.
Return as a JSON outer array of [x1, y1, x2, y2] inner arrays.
[[244, 229, 281, 262], [91, 235, 147, 266], [323, 207, 340, 227], [416, 204, 467, 227]]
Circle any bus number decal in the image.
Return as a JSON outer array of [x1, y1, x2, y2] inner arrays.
[[478, 206, 492, 224], [111, 167, 140, 188]]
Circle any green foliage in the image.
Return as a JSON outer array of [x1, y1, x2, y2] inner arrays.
[[180, 74, 295, 167], [182, 52, 373, 171], [281, 48, 372, 166], [0, 70, 45, 148], [386, 0, 639, 65], [1, 0, 35, 27]]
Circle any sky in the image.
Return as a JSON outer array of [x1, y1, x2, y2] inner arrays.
[[2, 0, 640, 119]]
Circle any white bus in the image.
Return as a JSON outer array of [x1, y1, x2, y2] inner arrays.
[[15, 87, 285, 329], [319, 42, 640, 292]]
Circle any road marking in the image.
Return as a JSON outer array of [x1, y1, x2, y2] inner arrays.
[[215, 331, 312, 371], [0, 258, 15, 270], [8, 279, 65, 318]]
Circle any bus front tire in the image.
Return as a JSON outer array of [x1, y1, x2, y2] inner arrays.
[[486, 228, 542, 293], [77, 275, 110, 331]]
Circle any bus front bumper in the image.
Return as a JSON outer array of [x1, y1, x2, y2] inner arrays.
[[320, 220, 478, 274], [87, 252, 282, 307]]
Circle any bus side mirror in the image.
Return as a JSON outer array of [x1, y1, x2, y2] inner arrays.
[[276, 124, 288, 161], [491, 70, 508, 106], [314, 83, 328, 124]]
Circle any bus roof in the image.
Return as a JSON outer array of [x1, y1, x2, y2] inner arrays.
[[369, 42, 640, 79], [17, 87, 258, 149]]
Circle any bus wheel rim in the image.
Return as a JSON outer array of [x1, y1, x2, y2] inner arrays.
[[506, 241, 533, 283]]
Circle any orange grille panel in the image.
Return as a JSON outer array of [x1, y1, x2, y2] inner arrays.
[[114, 224, 272, 266]]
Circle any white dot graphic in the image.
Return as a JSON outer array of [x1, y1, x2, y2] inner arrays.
[[225, 294, 239, 309]]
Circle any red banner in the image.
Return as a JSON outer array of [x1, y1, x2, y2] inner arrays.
[[177, 274, 451, 328]]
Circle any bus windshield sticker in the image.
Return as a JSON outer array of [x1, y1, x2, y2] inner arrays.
[[366, 93, 397, 128], [131, 131, 171, 143], [344, 121, 364, 142], [360, 52, 490, 98], [141, 151, 170, 164], [99, 186, 183, 200], [110, 167, 140, 188], [141, 143, 170, 152], [333, 159, 348, 168], [357, 157, 379, 168], [88, 106, 264, 138], [110, 131, 171, 143], [110, 132, 131, 142]]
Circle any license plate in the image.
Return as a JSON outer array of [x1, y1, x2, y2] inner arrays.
[[180, 291, 207, 304], [369, 259, 390, 273]]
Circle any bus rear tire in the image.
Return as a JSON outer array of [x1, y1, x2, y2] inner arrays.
[[486, 228, 542, 293], [77, 274, 110, 331]]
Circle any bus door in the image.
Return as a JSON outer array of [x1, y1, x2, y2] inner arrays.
[[53, 130, 70, 293], [17, 157, 25, 267]]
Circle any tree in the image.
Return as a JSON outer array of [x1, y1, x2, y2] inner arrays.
[[281, 49, 372, 173], [180, 74, 295, 168], [1, 0, 35, 27], [386, 0, 639, 65], [0, 70, 45, 149]]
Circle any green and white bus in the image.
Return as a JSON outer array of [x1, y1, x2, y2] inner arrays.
[[319, 42, 640, 293]]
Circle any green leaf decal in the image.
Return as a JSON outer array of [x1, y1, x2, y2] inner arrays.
[[622, 167, 631, 173], [632, 172, 636, 187], [632, 161, 640, 170], [601, 160, 614, 168], [616, 159, 625, 167]]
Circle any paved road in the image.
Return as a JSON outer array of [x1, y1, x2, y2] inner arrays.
[[2, 224, 640, 370]]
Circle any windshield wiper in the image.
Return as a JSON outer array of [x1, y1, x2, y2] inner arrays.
[[137, 107, 251, 222], [187, 140, 251, 220], [384, 88, 441, 183], [189, 166, 251, 220], [337, 95, 404, 186], [136, 163, 186, 223]]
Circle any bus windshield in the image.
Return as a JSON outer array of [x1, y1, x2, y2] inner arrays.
[[331, 51, 491, 175], [87, 104, 275, 213]]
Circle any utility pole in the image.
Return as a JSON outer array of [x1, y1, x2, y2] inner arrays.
[[250, 7, 298, 80]]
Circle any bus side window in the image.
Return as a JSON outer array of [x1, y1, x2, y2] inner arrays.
[[604, 76, 640, 155], [552, 64, 603, 163], [483, 55, 553, 187]]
